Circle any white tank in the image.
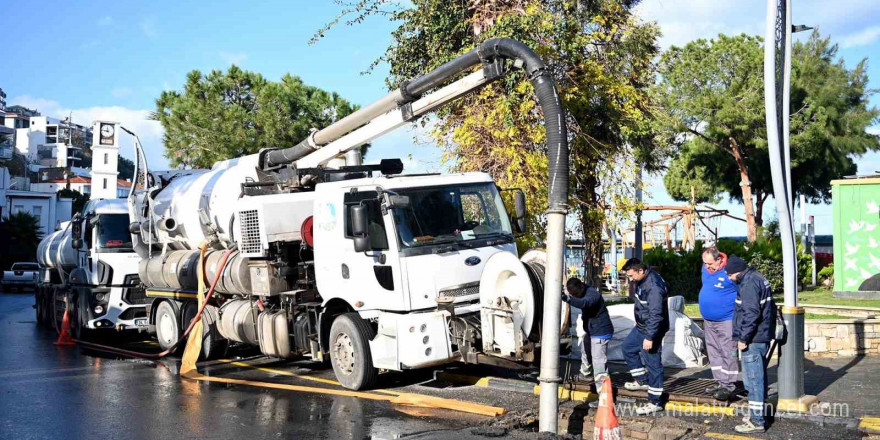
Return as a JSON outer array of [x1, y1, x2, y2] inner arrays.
[[150, 153, 260, 250], [36, 225, 77, 271]]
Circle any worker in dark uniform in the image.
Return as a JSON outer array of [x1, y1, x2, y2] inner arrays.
[[621, 258, 670, 415], [562, 277, 614, 390], [726, 255, 776, 434]]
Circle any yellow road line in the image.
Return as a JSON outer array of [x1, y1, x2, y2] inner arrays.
[[860, 416, 880, 433], [212, 358, 505, 416], [532, 384, 597, 402], [705, 433, 758, 440]]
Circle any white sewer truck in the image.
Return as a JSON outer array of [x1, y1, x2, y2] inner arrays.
[[35, 198, 148, 337], [129, 38, 571, 389]]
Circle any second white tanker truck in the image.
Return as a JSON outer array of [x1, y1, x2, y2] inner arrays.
[[129, 38, 571, 390]]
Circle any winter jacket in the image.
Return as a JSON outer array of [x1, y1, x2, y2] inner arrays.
[[732, 268, 777, 344], [563, 284, 614, 339], [633, 269, 670, 341], [699, 255, 737, 321]]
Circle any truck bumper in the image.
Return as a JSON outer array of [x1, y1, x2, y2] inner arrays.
[[368, 310, 457, 371]]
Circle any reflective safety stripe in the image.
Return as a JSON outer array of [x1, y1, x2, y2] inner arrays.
[[711, 366, 721, 370], [648, 388, 664, 395], [720, 368, 739, 375], [748, 401, 765, 409], [734, 299, 742, 304], [630, 368, 646, 375], [760, 297, 771, 304]]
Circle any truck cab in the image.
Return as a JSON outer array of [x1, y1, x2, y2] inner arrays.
[[36, 199, 147, 336]]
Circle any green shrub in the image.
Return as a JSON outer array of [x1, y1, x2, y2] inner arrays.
[[643, 244, 704, 302], [747, 252, 784, 292]]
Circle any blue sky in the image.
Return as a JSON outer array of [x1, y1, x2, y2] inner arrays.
[[1, 0, 878, 236]]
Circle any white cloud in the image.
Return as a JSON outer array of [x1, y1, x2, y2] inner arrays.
[[10, 95, 168, 170], [97, 16, 113, 27], [840, 26, 880, 48], [140, 17, 158, 38], [111, 87, 133, 99], [636, 0, 880, 49], [219, 51, 248, 65]]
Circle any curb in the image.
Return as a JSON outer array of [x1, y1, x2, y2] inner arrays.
[[433, 371, 537, 394]]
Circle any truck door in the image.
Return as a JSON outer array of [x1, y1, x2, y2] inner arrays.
[[313, 189, 407, 312]]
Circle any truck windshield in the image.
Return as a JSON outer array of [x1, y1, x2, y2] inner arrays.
[[11, 263, 39, 271], [391, 183, 513, 249], [96, 214, 132, 250]]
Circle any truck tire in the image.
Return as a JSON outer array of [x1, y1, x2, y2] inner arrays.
[[155, 300, 182, 352], [35, 289, 45, 326], [72, 291, 93, 341], [328, 313, 378, 390], [181, 302, 228, 360]]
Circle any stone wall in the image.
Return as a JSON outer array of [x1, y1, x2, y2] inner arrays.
[[805, 319, 880, 358]]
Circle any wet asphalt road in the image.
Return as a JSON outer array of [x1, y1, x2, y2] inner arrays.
[[0, 291, 871, 440], [0, 292, 526, 440]]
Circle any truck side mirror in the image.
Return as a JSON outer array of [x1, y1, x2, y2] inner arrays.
[[71, 216, 83, 249], [513, 190, 527, 234], [351, 204, 371, 253]]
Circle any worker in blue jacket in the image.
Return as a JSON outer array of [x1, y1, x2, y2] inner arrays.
[[562, 277, 613, 389], [726, 255, 776, 434], [621, 258, 670, 415]]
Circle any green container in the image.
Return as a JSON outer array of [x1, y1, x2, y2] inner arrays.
[[832, 178, 880, 297]]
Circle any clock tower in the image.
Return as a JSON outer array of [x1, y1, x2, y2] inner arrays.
[[90, 120, 120, 199]]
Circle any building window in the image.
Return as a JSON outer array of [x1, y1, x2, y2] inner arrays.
[[13, 204, 24, 214], [33, 206, 42, 223], [103, 178, 107, 189], [104, 153, 108, 164]]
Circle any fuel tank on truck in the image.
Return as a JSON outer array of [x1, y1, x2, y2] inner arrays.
[[36, 225, 77, 271], [150, 154, 261, 250]]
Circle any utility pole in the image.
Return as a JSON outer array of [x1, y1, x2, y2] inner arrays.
[[634, 167, 643, 260], [764, 0, 817, 413], [810, 216, 817, 287]]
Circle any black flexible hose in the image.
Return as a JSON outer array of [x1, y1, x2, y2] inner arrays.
[[262, 39, 569, 211]]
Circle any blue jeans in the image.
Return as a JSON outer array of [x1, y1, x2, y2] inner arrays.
[[622, 328, 664, 405], [741, 342, 769, 426]]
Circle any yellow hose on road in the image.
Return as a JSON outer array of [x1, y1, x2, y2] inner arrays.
[[179, 244, 506, 417]]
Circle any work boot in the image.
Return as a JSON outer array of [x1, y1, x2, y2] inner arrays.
[[635, 402, 664, 415], [705, 383, 723, 394], [713, 387, 733, 401], [624, 380, 649, 391], [734, 419, 765, 433]]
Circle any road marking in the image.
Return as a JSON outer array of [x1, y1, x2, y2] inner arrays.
[[860, 416, 880, 433], [209, 358, 505, 416], [705, 433, 758, 440]]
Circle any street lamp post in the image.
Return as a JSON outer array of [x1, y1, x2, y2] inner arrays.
[[764, 0, 818, 413]]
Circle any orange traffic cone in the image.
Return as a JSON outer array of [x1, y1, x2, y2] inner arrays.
[[594, 376, 621, 440], [54, 309, 76, 346]]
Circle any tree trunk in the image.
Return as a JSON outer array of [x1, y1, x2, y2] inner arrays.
[[729, 138, 757, 242], [754, 190, 765, 228], [577, 171, 604, 288]]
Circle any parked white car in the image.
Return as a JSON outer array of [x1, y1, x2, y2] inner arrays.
[[1, 262, 39, 292]]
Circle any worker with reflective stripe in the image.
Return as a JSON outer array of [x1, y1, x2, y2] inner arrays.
[[727, 255, 776, 434], [621, 258, 670, 415]]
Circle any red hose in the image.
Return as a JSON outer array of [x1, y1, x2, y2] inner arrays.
[[73, 248, 234, 360]]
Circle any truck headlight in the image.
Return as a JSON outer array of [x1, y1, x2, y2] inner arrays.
[[94, 305, 104, 315], [95, 293, 106, 302]]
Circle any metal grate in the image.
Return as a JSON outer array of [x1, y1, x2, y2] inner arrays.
[[238, 209, 263, 256], [439, 282, 480, 298], [122, 274, 149, 305], [609, 374, 746, 404]]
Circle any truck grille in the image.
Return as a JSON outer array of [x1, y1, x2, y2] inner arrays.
[[239, 209, 263, 256], [438, 282, 480, 298], [122, 275, 149, 305]]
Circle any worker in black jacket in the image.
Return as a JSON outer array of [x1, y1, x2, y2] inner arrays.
[[562, 277, 613, 389], [727, 255, 776, 434], [621, 258, 670, 415]]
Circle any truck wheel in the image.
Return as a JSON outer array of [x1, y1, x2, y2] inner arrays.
[[181, 302, 228, 360], [35, 291, 44, 326], [328, 313, 378, 390], [72, 292, 93, 341], [155, 301, 181, 352]]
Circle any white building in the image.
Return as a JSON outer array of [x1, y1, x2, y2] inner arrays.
[[0, 167, 72, 233], [1, 106, 91, 168]]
